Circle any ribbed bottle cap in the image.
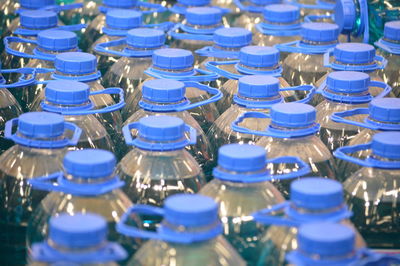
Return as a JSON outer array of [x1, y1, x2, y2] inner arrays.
[[137, 116, 186, 142], [19, 10, 58, 29], [301, 22, 339, 42], [270, 103, 316, 128], [49, 213, 107, 248], [371, 132, 400, 160], [333, 43, 376, 64], [55, 52, 97, 75], [298, 222, 355, 257], [263, 4, 300, 23], [103, 0, 137, 8], [37, 30, 78, 51], [152, 48, 194, 70], [250, 0, 280, 5], [217, 144, 267, 172], [213, 27, 252, 48], [45, 80, 90, 105], [63, 149, 116, 178], [177, 0, 211, 6], [239, 46, 280, 68], [186, 7, 222, 26], [384, 21, 400, 42], [290, 178, 344, 210], [368, 98, 400, 123], [238, 75, 280, 98], [334, 0, 356, 34], [106, 9, 142, 29], [326, 71, 370, 93], [164, 194, 219, 227], [20, 0, 55, 9], [142, 79, 185, 103], [126, 28, 165, 48], [17, 112, 65, 139]]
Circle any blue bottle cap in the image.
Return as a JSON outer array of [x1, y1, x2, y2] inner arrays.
[[239, 46, 280, 68], [298, 222, 355, 257], [238, 75, 280, 98], [17, 112, 66, 139], [250, 0, 280, 5], [152, 48, 194, 70], [126, 28, 165, 48], [137, 116, 186, 142], [333, 43, 376, 64], [19, 10, 58, 29], [20, 0, 55, 9], [106, 9, 142, 30], [383, 21, 400, 42], [142, 79, 185, 103], [369, 98, 400, 123], [301, 22, 339, 43], [291, 178, 344, 210], [45, 80, 90, 105], [371, 132, 400, 160], [55, 52, 97, 75], [263, 4, 300, 24], [334, 0, 356, 34], [270, 103, 316, 128], [186, 7, 222, 26], [37, 30, 78, 51], [103, 0, 137, 8], [177, 0, 211, 6], [63, 149, 116, 179], [217, 144, 267, 172], [326, 71, 370, 94], [164, 194, 219, 227], [49, 213, 107, 249], [213, 27, 252, 48]]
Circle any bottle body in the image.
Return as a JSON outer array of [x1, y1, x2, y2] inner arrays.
[[0, 88, 22, 154], [377, 50, 400, 97], [92, 35, 125, 75], [253, 33, 299, 61], [58, 0, 102, 27]]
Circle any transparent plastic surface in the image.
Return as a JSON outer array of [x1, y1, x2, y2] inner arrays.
[[233, 12, 263, 32], [377, 50, 400, 97], [253, 34, 300, 61], [91, 35, 124, 75], [30, 261, 118, 266], [200, 179, 284, 265], [1, 36, 36, 69], [170, 38, 214, 53], [58, 0, 102, 26], [0, 88, 22, 155], [0, 0, 19, 38]]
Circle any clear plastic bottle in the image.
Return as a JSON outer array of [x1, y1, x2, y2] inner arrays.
[[0, 0, 19, 38], [29, 213, 127, 266], [232, 103, 337, 197], [124, 79, 219, 178], [58, 0, 102, 26], [334, 132, 400, 251], [117, 194, 246, 266], [117, 116, 207, 229], [200, 144, 311, 265], [0, 112, 81, 265], [253, 177, 365, 266]]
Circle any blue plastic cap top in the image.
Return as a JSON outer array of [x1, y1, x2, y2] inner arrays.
[[239, 46, 280, 68], [177, 0, 211, 6], [384, 21, 400, 42], [17, 112, 65, 139], [55, 52, 97, 75], [333, 43, 376, 64], [371, 132, 400, 160], [186, 7, 222, 26], [326, 71, 370, 94], [127, 28, 165, 48], [137, 116, 186, 142], [20, 0, 55, 9], [270, 103, 316, 128], [298, 222, 355, 257], [103, 0, 138, 8], [49, 213, 107, 248], [106, 9, 142, 30], [238, 75, 279, 98], [142, 79, 185, 103], [213, 27, 252, 48], [152, 48, 194, 70], [19, 10, 58, 29], [334, 0, 356, 34], [218, 144, 267, 172], [63, 149, 116, 179], [291, 178, 344, 210], [369, 98, 400, 123], [263, 4, 300, 23], [301, 22, 339, 42], [164, 194, 219, 227], [250, 0, 280, 5], [37, 30, 78, 51], [45, 80, 90, 105]]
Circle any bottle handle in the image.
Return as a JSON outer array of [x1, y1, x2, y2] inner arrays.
[[333, 143, 373, 167], [275, 41, 309, 54], [370, 80, 392, 98], [304, 14, 333, 23], [99, 1, 166, 14], [28, 171, 64, 192], [176, 81, 222, 111], [231, 111, 271, 136], [255, 23, 301, 36], [194, 46, 240, 59], [374, 39, 400, 55], [56, 23, 87, 32], [204, 60, 242, 80], [3, 36, 49, 60], [252, 202, 300, 227], [168, 26, 214, 41], [94, 38, 128, 57], [234, 0, 263, 12], [330, 108, 372, 129], [143, 21, 175, 32], [267, 156, 311, 180], [280, 84, 316, 104], [0, 67, 37, 88], [64, 122, 83, 146], [122, 122, 139, 146], [144, 67, 219, 82]]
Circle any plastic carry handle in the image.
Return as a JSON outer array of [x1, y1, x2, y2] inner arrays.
[[195, 46, 241, 59], [63, 122, 82, 145], [204, 60, 242, 80], [3, 36, 47, 60], [4, 118, 19, 140], [330, 108, 372, 129], [28, 171, 64, 192], [176, 81, 222, 111], [76, 87, 125, 115], [252, 202, 300, 227], [375, 39, 400, 55], [94, 38, 128, 57], [144, 67, 219, 82], [144, 21, 175, 32], [51, 71, 102, 83], [99, 1, 166, 14], [56, 23, 87, 32], [0, 67, 37, 88], [371, 80, 392, 98], [267, 156, 311, 180], [280, 84, 316, 104], [276, 41, 335, 54], [359, 0, 369, 44], [255, 23, 301, 36], [333, 143, 373, 167], [231, 112, 271, 135], [304, 14, 333, 23], [122, 122, 139, 146], [185, 124, 197, 145], [168, 25, 214, 41]]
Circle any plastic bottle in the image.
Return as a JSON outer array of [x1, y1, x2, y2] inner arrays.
[[27, 149, 141, 262], [123, 79, 220, 178], [118, 116, 207, 229], [29, 213, 127, 266], [58, 0, 102, 26], [232, 103, 337, 196], [331, 98, 400, 181], [117, 194, 246, 266], [199, 144, 310, 265], [290, 0, 335, 20], [233, 0, 280, 31], [252, 177, 365, 266], [0, 112, 81, 265], [0, 0, 20, 38]]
